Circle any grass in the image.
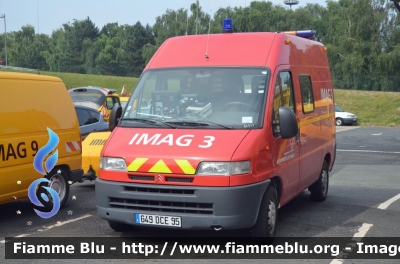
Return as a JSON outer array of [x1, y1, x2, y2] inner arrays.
[[1, 68, 399, 127], [334, 89, 400, 127], [0, 68, 139, 94]]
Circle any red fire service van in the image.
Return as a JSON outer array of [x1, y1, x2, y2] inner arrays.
[[95, 19, 336, 240]]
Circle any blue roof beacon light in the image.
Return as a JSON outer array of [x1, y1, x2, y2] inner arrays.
[[290, 30, 316, 39], [283, 30, 316, 39], [296, 30, 316, 39], [222, 18, 233, 33]]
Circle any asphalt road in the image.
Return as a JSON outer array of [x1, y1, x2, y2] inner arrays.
[[1, 125, 400, 264]]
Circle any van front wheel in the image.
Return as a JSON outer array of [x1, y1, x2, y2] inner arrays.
[[309, 161, 329, 202], [37, 168, 70, 210], [250, 184, 278, 242]]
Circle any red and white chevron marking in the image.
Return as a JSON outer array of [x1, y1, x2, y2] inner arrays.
[[101, 88, 110, 93], [66, 141, 81, 152], [101, 105, 108, 118]]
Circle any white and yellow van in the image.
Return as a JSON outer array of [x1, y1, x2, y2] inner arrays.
[[0, 72, 83, 208]]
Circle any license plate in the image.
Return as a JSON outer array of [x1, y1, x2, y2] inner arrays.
[[135, 213, 181, 227]]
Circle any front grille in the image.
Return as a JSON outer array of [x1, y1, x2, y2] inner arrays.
[[124, 186, 195, 195], [166, 177, 194, 183], [109, 198, 213, 215], [129, 175, 154, 181]]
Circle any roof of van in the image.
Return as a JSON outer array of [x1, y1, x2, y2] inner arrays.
[[144, 32, 327, 70], [0, 71, 63, 82]]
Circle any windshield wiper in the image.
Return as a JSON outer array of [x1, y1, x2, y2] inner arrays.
[[164, 120, 234, 129], [196, 121, 234, 129], [121, 118, 176, 128]]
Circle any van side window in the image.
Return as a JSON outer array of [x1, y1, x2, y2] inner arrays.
[[280, 72, 295, 112], [273, 76, 282, 123], [272, 71, 295, 137], [299, 75, 315, 113]]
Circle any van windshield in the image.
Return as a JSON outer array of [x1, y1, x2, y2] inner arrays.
[[121, 67, 269, 129]]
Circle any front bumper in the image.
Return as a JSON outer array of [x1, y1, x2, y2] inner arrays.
[[343, 117, 357, 124], [95, 178, 271, 230]]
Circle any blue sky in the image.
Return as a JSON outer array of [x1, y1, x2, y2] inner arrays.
[[0, 0, 327, 35]]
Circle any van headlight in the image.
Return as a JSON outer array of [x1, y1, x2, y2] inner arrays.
[[100, 157, 127, 171], [196, 161, 250, 176]]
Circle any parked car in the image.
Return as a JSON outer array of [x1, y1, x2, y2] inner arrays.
[[68, 86, 121, 122], [335, 104, 357, 126], [74, 105, 109, 140]]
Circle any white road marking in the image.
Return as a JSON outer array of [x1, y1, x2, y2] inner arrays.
[[0, 214, 92, 244], [337, 149, 400, 154], [330, 223, 373, 264], [40, 214, 92, 230], [0, 234, 30, 244], [336, 126, 360, 133], [371, 133, 382, 136], [15, 234, 30, 238], [378, 193, 400, 210], [353, 223, 373, 238]]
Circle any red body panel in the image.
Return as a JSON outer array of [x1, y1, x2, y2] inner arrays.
[[145, 33, 276, 69], [102, 128, 250, 167], [99, 128, 251, 187]]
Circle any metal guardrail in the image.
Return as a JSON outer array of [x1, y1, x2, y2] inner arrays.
[[333, 75, 400, 92], [0, 65, 36, 71]]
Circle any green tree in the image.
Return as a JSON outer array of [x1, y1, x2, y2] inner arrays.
[[8, 25, 49, 70], [43, 17, 99, 73], [122, 22, 154, 77]]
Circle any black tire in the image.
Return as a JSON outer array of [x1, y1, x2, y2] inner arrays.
[[37, 168, 70, 210], [108, 221, 134, 232], [250, 184, 278, 242], [309, 161, 329, 202], [335, 118, 343, 126]]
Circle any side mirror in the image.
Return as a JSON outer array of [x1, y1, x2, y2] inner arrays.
[[278, 106, 298, 139], [109, 105, 122, 132]]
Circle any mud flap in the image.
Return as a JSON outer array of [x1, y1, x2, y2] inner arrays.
[[330, 143, 336, 172]]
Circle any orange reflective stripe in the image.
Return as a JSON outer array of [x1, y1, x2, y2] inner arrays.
[[148, 159, 172, 174], [126, 158, 197, 175], [127, 158, 148, 172], [174, 159, 196, 174]]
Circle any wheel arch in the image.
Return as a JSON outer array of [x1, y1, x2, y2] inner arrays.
[[270, 176, 283, 207], [53, 164, 72, 180], [324, 152, 332, 171]]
